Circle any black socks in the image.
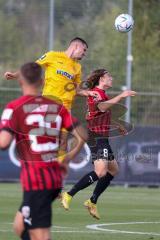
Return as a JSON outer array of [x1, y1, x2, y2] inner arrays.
[[90, 172, 114, 204], [68, 171, 114, 204], [68, 171, 98, 197]]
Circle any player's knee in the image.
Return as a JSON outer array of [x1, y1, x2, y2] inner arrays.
[[94, 159, 108, 178], [95, 169, 107, 178]]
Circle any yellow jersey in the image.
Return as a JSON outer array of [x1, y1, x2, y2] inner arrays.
[[36, 51, 82, 110]]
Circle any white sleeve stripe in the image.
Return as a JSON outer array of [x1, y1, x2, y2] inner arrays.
[[1, 109, 13, 120]]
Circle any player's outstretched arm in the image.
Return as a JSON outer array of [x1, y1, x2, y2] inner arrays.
[[64, 125, 88, 162], [76, 86, 101, 100], [4, 51, 50, 80], [98, 90, 137, 112], [4, 71, 19, 80], [0, 130, 13, 150]]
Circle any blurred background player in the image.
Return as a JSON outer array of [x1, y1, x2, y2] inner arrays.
[[62, 69, 136, 219], [0, 62, 87, 240]]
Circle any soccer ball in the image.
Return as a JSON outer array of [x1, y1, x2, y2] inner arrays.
[[115, 14, 134, 33]]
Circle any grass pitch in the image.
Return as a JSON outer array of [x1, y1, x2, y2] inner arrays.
[[0, 183, 160, 240]]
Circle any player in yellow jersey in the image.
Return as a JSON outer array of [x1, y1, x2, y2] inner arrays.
[[4, 37, 100, 170], [4, 37, 100, 110]]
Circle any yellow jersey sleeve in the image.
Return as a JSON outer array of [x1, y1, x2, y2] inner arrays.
[[75, 65, 82, 85], [36, 51, 55, 67]]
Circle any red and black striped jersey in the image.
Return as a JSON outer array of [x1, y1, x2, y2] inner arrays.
[[86, 87, 111, 136], [0, 95, 78, 191]]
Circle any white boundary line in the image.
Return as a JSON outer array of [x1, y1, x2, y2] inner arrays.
[[86, 221, 160, 236], [0, 229, 99, 234], [0, 223, 97, 234], [1, 221, 160, 235], [50, 230, 99, 233], [3, 223, 78, 229], [0, 230, 99, 233], [53, 226, 78, 229], [0, 229, 13, 232]]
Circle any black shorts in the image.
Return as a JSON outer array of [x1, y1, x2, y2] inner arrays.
[[19, 189, 61, 229], [88, 131, 114, 162]]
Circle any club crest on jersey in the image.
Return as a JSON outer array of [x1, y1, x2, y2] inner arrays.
[[57, 70, 74, 80]]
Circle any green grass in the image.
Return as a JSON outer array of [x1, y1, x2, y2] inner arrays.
[[0, 184, 160, 240]]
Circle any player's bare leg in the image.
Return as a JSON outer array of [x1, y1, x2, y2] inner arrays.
[[29, 228, 51, 240], [108, 159, 119, 176], [13, 211, 24, 236], [13, 211, 31, 239], [94, 158, 108, 178]]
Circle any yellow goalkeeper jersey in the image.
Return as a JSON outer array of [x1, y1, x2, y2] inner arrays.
[[36, 51, 81, 110]]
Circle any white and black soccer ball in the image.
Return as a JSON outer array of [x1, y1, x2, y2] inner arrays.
[[115, 14, 134, 33]]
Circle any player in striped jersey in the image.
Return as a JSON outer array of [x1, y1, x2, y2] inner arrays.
[[0, 63, 87, 240], [62, 69, 136, 219]]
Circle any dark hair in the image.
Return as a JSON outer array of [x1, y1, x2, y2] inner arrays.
[[87, 69, 109, 89], [70, 37, 88, 48], [20, 62, 42, 85]]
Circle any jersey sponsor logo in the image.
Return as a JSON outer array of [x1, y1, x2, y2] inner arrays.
[[57, 70, 74, 80]]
